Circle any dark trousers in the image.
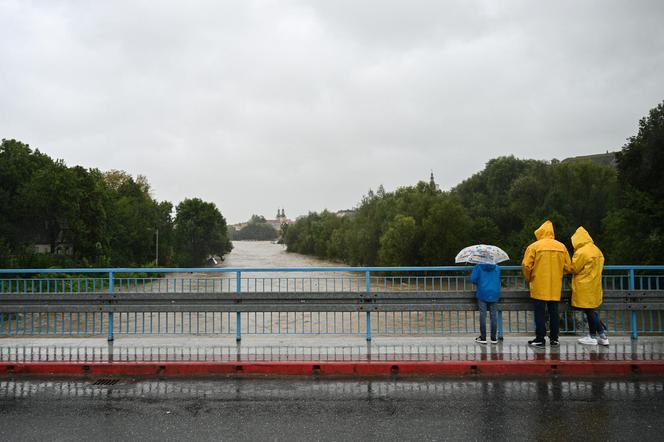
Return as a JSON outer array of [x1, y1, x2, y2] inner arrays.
[[581, 308, 603, 337], [532, 299, 559, 341]]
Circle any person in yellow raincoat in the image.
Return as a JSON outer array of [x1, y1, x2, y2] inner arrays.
[[521, 220, 572, 347], [570, 226, 608, 346]]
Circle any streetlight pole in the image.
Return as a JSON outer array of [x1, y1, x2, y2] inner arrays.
[[155, 228, 159, 267]]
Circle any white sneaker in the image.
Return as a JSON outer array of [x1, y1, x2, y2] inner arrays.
[[597, 337, 609, 346], [578, 336, 598, 345]]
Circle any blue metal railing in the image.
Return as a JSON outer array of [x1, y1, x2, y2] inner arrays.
[[1, 265, 663, 340]]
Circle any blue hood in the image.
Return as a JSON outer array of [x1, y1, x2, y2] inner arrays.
[[470, 264, 501, 302]]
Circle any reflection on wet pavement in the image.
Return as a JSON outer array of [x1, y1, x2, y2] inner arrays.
[[1, 337, 662, 363], [1, 377, 664, 401]]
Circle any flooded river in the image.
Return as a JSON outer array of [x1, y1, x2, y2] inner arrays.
[[5, 242, 547, 337], [106, 241, 474, 337], [220, 241, 346, 269]]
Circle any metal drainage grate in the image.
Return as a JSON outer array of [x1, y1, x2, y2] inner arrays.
[[92, 379, 121, 386]]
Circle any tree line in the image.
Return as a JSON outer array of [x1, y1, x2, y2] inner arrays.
[[0, 139, 232, 268], [284, 101, 664, 265], [229, 215, 278, 241]]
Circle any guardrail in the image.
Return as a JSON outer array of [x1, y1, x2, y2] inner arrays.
[[1, 266, 663, 341]]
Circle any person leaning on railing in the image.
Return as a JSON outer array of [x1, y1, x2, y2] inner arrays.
[[471, 263, 501, 345], [570, 226, 609, 346], [521, 220, 572, 348]]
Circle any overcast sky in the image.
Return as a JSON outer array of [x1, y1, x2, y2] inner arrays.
[[1, 1, 663, 223]]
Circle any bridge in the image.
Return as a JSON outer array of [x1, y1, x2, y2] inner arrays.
[[1, 265, 663, 343]]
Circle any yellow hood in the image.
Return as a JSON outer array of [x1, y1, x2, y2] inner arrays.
[[534, 220, 555, 240], [571, 226, 593, 250]]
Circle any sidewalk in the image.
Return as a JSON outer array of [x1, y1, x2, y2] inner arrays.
[[2, 336, 663, 376]]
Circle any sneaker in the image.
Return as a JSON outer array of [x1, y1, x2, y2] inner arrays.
[[490, 338, 499, 344], [475, 336, 487, 344], [528, 339, 545, 348], [550, 339, 560, 347], [597, 336, 609, 346], [578, 336, 598, 346]]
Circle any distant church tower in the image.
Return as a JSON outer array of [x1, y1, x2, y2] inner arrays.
[[429, 171, 439, 191]]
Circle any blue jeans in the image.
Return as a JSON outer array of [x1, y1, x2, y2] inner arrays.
[[478, 300, 497, 340]]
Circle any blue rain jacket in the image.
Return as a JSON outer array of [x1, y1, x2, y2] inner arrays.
[[470, 264, 501, 302]]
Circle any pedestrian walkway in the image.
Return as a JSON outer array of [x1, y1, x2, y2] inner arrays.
[[2, 336, 663, 376], [1, 336, 663, 363]]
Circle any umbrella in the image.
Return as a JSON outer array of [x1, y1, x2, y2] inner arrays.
[[455, 244, 509, 265]]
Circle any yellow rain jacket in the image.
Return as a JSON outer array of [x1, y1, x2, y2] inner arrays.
[[570, 227, 605, 309], [521, 220, 572, 301]]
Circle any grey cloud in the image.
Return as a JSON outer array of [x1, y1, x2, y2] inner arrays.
[[1, 0, 663, 223]]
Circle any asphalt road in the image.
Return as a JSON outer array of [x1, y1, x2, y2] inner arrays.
[[1, 376, 663, 441]]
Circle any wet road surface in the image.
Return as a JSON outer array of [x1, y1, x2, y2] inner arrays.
[[1, 377, 663, 441]]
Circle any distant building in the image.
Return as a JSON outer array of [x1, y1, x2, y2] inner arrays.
[[429, 171, 439, 191], [233, 210, 291, 232], [32, 224, 73, 255], [265, 208, 291, 230], [562, 151, 617, 168], [231, 222, 248, 231], [32, 244, 52, 254], [335, 209, 356, 217]]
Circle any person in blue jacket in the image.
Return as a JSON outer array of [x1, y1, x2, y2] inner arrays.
[[470, 263, 501, 344]]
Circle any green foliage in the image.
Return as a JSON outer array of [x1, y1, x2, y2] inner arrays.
[[103, 170, 175, 266], [174, 198, 232, 267], [286, 180, 478, 266], [284, 210, 344, 258], [378, 215, 417, 266], [285, 99, 664, 266], [604, 100, 664, 264], [232, 214, 278, 241], [285, 152, 623, 265], [616, 102, 664, 199], [420, 194, 473, 265], [455, 156, 618, 260], [0, 139, 231, 268]]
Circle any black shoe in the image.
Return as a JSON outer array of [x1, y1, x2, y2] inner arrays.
[[528, 339, 545, 348], [490, 337, 499, 344], [475, 336, 487, 344], [550, 339, 560, 346]]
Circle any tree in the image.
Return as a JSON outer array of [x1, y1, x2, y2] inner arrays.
[[233, 214, 278, 241], [174, 198, 232, 266], [0, 139, 55, 252], [378, 215, 418, 266], [616, 101, 664, 199], [603, 101, 664, 263], [420, 195, 473, 265], [0, 139, 239, 268], [105, 172, 171, 266], [282, 101, 664, 266]]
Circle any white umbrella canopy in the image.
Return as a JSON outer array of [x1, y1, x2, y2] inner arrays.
[[455, 244, 509, 265]]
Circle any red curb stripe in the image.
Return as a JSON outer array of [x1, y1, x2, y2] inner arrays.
[[2, 361, 664, 377]]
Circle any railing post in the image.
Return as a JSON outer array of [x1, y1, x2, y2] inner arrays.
[[629, 268, 637, 340], [236, 271, 242, 342], [365, 270, 372, 342], [107, 271, 114, 342]]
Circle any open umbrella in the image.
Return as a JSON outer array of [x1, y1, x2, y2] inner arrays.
[[455, 244, 509, 265]]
